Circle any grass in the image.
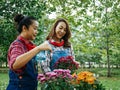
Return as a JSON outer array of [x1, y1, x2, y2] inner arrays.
[[0, 73, 9, 90], [0, 68, 120, 90], [76, 68, 120, 90], [99, 77, 120, 90]]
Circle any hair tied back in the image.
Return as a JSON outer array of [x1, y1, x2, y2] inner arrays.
[[14, 14, 25, 24]]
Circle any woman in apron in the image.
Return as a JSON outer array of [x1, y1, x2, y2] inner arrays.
[[36, 18, 79, 73], [6, 14, 51, 90]]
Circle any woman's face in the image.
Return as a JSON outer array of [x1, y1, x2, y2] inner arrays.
[[55, 21, 66, 41], [25, 20, 39, 41]]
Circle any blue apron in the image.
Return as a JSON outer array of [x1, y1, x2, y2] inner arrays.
[[35, 42, 72, 71], [6, 57, 38, 90], [6, 40, 38, 90], [50, 46, 71, 71]]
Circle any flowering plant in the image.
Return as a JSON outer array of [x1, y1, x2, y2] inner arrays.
[[38, 70, 105, 90], [37, 69, 74, 90], [71, 71, 105, 90], [53, 56, 79, 74]]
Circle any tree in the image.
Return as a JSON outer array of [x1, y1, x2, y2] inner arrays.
[[0, 0, 120, 77], [0, 0, 47, 67]]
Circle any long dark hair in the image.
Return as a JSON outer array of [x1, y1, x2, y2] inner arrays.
[[46, 18, 71, 48]]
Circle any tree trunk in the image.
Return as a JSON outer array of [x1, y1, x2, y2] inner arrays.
[[105, 7, 111, 77], [106, 33, 111, 77]]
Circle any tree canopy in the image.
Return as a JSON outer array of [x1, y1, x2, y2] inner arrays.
[[0, 0, 120, 76]]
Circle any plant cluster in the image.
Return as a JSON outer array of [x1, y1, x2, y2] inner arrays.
[[37, 69, 74, 90], [71, 71, 105, 90], [38, 70, 105, 90], [53, 56, 79, 74]]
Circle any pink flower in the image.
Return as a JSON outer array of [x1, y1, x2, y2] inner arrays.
[[40, 77, 46, 83], [37, 74, 44, 79], [45, 72, 57, 80]]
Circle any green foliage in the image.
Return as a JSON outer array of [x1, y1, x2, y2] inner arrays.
[[0, 68, 120, 89], [0, 0, 47, 63], [0, 0, 120, 71], [74, 82, 105, 90]]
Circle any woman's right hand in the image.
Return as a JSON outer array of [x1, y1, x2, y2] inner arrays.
[[38, 41, 52, 52]]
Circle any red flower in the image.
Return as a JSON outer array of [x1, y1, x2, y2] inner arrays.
[[53, 56, 79, 74]]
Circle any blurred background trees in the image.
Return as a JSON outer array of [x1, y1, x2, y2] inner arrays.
[[0, 0, 120, 77]]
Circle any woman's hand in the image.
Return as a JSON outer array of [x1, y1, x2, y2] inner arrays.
[[38, 41, 52, 52], [74, 61, 80, 68]]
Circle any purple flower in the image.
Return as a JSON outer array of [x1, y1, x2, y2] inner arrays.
[[40, 77, 46, 83], [37, 74, 44, 79], [45, 72, 57, 80]]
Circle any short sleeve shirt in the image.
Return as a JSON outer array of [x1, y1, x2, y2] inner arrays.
[[7, 37, 28, 73]]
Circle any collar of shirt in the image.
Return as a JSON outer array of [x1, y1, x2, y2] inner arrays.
[[17, 35, 36, 51], [49, 39, 64, 47]]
